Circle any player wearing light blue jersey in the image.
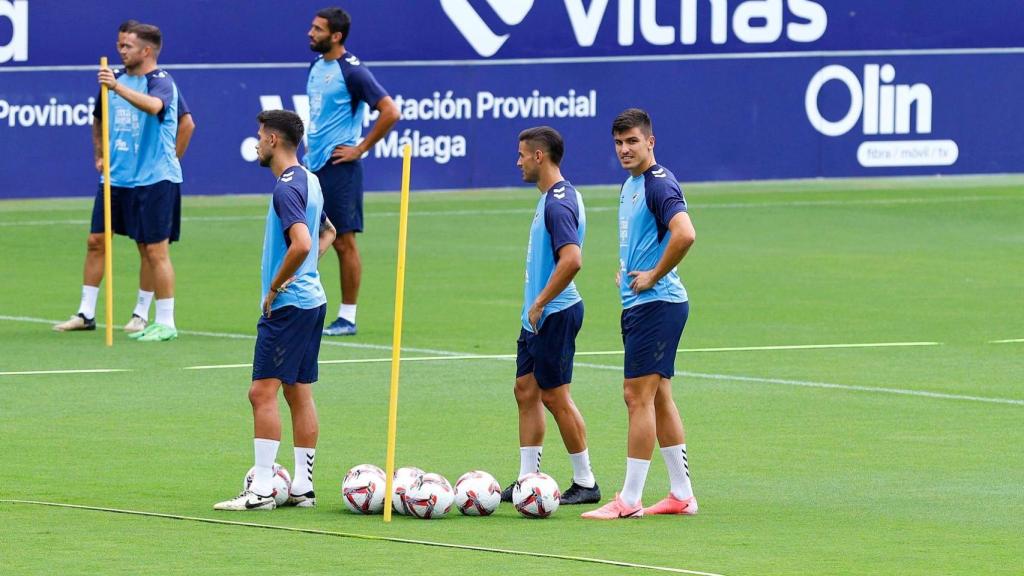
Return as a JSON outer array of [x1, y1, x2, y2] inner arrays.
[[216, 111, 337, 512], [56, 22, 195, 338], [504, 127, 601, 507], [583, 109, 699, 521], [305, 7, 400, 337]]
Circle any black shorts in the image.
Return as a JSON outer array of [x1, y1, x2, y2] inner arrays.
[[132, 180, 181, 244], [621, 300, 689, 379], [252, 304, 327, 385], [516, 301, 584, 389], [89, 184, 135, 237], [315, 160, 363, 234]]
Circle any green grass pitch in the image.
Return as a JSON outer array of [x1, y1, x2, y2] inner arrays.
[[1, 176, 1021, 575]]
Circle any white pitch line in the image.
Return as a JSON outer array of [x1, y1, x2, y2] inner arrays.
[[990, 338, 1024, 344], [0, 499, 726, 576], [0, 368, 131, 376], [1, 193, 1018, 227], [578, 341, 941, 355], [678, 371, 1024, 406]]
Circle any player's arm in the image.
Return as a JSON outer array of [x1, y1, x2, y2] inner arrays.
[[628, 212, 696, 293], [92, 120, 103, 173], [97, 67, 163, 116], [176, 114, 195, 159], [318, 215, 336, 259], [263, 223, 313, 317], [528, 243, 582, 331]]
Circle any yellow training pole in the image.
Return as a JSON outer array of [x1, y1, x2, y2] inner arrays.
[[100, 57, 114, 347], [383, 144, 412, 522]]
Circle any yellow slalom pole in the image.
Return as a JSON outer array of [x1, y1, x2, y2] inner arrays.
[[100, 57, 114, 347], [383, 144, 412, 523]]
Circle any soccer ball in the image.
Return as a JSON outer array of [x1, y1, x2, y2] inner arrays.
[[512, 472, 560, 518], [341, 464, 386, 514], [243, 463, 292, 507], [391, 466, 425, 515], [403, 472, 454, 519], [454, 470, 501, 516]]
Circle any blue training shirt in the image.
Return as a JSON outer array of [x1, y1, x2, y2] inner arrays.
[[261, 166, 328, 312], [303, 52, 388, 172], [618, 164, 689, 309], [93, 69, 185, 186], [522, 181, 586, 332]]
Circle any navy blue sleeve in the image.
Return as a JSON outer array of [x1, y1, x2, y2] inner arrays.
[[146, 72, 174, 122], [272, 181, 308, 246], [545, 194, 580, 258], [343, 58, 388, 110], [645, 176, 687, 230], [177, 90, 191, 118]]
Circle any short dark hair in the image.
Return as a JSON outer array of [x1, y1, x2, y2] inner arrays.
[[612, 108, 653, 137], [518, 126, 565, 166], [128, 23, 162, 51], [257, 110, 305, 148], [118, 20, 139, 33], [317, 7, 352, 44]]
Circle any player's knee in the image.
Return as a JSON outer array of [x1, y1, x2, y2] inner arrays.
[[513, 379, 538, 406], [144, 243, 169, 262], [622, 385, 651, 411], [540, 388, 571, 412], [248, 383, 275, 408], [333, 233, 357, 252], [86, 234, 105, 253]]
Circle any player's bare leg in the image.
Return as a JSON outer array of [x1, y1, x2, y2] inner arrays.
[[582, 373, 659, 519], [542, 384, 600, 504], [282, 383, 318, 506], [214, 378, 283, 511], [324, 232, 361, 335], [502, 374, 546, 502], [54, 234, 105, 331], [135, 240, 177, 341], [125, 243, 154, 333], [645, 377, 698, 515]]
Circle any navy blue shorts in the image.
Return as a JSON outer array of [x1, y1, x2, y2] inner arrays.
[[252, 304, 327, 385], [315, 160, 363, 234], [132, 180, 181, 244], [621, 300, 689, 379], [89, 184, 135, 236], [516, 301, 584, 389]]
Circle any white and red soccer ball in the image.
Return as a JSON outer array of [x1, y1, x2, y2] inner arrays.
[[512, 472, 560, 518], [391, 466, 425, 516], [402, 472, 454, 519], [454, 470, 501, 516], [341, 464, 386, 514], [243, 463, 292, 507]]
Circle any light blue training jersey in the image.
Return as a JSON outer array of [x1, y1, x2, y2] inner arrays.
[[522, 181, 585, 332], [303, 52, 388, 172], [618, 164, 689, 309], [261, 166, 328, 311]]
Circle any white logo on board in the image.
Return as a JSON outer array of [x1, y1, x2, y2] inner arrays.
[[806, 64, 958, 168]]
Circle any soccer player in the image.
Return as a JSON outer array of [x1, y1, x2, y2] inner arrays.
[[214, 110, 336, 511], [305, 7, 400, 336], [582, 109, 699, 520], [54, 21, 194, 336], [500, 126, 601, 506]]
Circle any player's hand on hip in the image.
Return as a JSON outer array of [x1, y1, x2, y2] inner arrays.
[[97, 67, 117, 89], [627, 270, 657, 293], [262, 291, 277, 318], [528, 302, 544, 332], [331, 145, 363, 164], [615, 270, 622, 288], [94, 158, 103, 173]]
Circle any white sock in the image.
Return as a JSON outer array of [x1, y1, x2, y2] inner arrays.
[[518, 446, 542, 478], [291, 447, 316, 495], [155, 298, 175, 329], [569, 449, 595, 488], [338, 304, 357, 323], [251, 438, 280, 496], [620, 457, 650, 506], [661, 443, 694, 500], [133, 290, 154, 320], [78, 285, 100, 319]]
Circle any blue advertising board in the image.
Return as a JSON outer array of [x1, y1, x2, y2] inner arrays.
[[2, 0, 1022, 198]]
